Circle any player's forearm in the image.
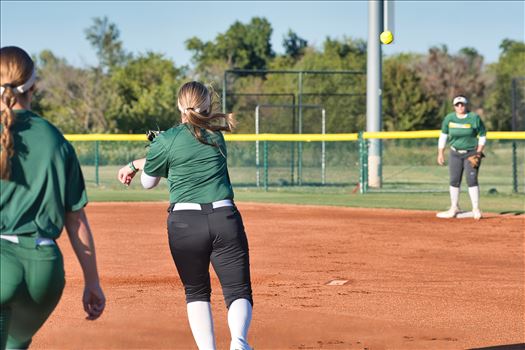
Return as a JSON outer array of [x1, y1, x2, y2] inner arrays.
[[438, 133, 448, 150], [131, 158, 146, 171], [131, 157, 161, 189], [477, 136, 486, 153], [65, 209, 101, 286]]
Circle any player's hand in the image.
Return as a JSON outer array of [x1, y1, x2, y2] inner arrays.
[[437, 153, 445, 166], [83, 283, 106, 320], [118, 165, 137, 186]]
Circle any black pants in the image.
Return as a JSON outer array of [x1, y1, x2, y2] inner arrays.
[[167, 205, 252, 308], [449, 149, 479, 187]]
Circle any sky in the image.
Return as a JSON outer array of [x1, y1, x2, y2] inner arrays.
[[1, 1, 524, 68]]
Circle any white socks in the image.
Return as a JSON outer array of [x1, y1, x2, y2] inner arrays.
[[186, 299, 253, 350], [228, 298, 253, 350], [449, 186, 460, 209], [468, 186, 480, 210], [187, 301, 216, 350], [450, 186, 480, 210]]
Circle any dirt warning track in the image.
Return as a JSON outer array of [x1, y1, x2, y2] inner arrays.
[[33, 202, 524, 349]]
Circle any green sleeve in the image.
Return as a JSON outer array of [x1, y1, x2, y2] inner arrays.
[[64, 142, 88, 212], [441, 115, 450, 134], [477, 115, 487, 137], [218, 132, 227, 157], [144, 137, 169, 178]]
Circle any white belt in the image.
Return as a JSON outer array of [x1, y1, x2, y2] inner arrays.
[[451, 146, 473, 154], [0, 235, 55, 246], [172, 199, 233, 211]]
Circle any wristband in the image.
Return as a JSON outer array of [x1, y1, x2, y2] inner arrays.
[[128, 161, 138, 173]]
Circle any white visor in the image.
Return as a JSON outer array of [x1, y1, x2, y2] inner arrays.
[[453, 96, 468, 105], [0, 69, 37, 96]]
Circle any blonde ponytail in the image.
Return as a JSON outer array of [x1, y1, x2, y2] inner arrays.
[[178, 81, 236, 147], [0, 46, 36, 180], [0, 87, 18, 179]]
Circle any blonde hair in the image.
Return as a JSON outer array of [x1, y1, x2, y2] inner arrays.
[[177, 81, 236, 147], [0, 46, 35, 180]]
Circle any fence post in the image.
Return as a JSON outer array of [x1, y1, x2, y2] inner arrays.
[[358, 132, 368, 194], [255, 106, 260, 188], [298, 71, 303, 186], [263, 141, 268, 191], [291, 96, 296, 186], [511, 78, 519, 193], [94, 141, 100, 186], [321, 108, 326, 185], [512, 141, 518, 193]]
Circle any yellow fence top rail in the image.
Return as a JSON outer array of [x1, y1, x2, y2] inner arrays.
[[226, 134, 359, 141], [64, 131, 525, 142], [66, 134, 147, 141]]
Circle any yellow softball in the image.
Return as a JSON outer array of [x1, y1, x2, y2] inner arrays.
[[380, 31, 394, 45]]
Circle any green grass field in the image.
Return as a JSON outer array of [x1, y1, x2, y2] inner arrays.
[[86, 182, 525, 214]]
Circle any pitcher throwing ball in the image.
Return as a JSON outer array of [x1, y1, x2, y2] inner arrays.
[[436, 95, 487, 220], [118, 81, 253, 350]]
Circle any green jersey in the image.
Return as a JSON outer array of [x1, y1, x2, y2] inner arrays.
[[441, 112, 487, 150], [0, 110, 87, 238], [143, 123, 233, 203]]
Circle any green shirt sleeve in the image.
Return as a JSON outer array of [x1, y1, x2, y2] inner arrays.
[[477, 115, 487, 137], [144, 137, 169, 178], [217, 132, 227, 157], [441, 114, 450, 134], [64, 142, 88, 212]]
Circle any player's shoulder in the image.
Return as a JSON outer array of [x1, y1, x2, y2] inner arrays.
[[156, 124, 185, 142], [443, 112, 456, 122], [18, 110, 66, 145], [149, 124, 185, 152]]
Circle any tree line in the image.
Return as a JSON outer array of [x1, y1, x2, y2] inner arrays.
[[30, 16, 525, 134]]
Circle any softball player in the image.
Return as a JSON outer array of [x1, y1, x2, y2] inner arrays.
[[0, 46, 105, 350], [118, 81, 253, 350], [436, 95, 487, 219]]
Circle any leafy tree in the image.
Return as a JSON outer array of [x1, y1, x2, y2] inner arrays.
[[226, 36, 368, 133], [84, 16, 129, 72], [416, 45, 486, 118], [34, 50, 115, 132], [283, 30, 308, 60], [483, 39, 525, 130], [186, 17, 275, 80], [383, 56, 439, 130], [322, 36, 367, 62], [109, 52, 184, 132]]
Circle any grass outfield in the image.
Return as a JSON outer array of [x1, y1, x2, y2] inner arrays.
[[86, 184, 525, 214]]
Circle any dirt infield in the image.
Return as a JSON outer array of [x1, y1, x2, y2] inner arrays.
[[33, 202, 524, 350]]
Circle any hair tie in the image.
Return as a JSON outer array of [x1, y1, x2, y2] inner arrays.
[[0, 85, 7, 97], [184, 107, 201, 114]]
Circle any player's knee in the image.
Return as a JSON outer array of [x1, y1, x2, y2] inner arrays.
[[184, 285, 211, 304], [467, 177, 478, 187], [449, 179, 461, 187], [466, 171, 478, 187], [223, 286, 253, 309]]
